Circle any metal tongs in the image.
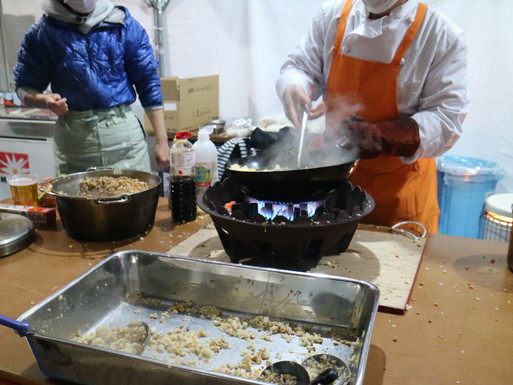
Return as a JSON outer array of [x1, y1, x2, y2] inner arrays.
[[297, 105, 309, 168]]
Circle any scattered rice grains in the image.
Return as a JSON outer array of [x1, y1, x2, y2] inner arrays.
[[75, 299, 357, 384]]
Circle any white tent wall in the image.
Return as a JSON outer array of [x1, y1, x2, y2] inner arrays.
[[1, 0, 512, 193], [123, 0, 325, 123], [425, 0, 513, 195]]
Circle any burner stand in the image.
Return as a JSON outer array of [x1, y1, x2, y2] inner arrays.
[[198, 178, 374, 271]]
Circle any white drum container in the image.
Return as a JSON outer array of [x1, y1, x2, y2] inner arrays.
[[479, 193, 513, 241]]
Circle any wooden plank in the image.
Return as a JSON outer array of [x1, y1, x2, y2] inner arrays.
[[167, 226, 426, 314]]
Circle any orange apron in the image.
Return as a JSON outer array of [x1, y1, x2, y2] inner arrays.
[[325, 0, 439, 233]]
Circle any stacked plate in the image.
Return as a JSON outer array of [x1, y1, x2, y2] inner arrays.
[[0, 213, 35, 257]]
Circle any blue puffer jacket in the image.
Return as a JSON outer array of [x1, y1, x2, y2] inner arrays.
[[14, 7, 163, 111]]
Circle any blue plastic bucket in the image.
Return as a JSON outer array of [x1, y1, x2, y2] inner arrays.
[[437, 155, 504, 238]]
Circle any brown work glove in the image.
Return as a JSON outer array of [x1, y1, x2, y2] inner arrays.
[[346, 117, 420, 158]]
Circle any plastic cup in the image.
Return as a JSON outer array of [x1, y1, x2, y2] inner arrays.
[[6, 174, 39, 207]]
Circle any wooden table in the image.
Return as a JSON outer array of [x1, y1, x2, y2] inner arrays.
[[1, 198, 512, 385]]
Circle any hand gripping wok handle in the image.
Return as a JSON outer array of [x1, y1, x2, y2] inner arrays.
[[0, 314, 30, 336]]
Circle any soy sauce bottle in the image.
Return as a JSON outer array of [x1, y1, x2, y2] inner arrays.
[[169, 131, 197, 222]]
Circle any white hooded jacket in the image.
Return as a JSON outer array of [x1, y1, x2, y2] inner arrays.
[[276, 0, 469, 163]]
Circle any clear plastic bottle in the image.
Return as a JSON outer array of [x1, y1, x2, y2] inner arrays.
[[193, 125, 219, 196], [169, 131, 197, 222]]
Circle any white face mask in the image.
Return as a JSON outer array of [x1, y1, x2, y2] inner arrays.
[[63, 0, 96, 14], [362, 0, 399, 14]]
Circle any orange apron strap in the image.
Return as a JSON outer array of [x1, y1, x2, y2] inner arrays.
[[392, 3, 428, 64], [333, 0, 353, 54]]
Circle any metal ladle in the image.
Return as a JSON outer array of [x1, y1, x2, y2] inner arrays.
[[297, 106, 309, 168], [302, 354, 350, 384], [308, 368, 340, 385], [261, 361, 310, 385], [261, 354, 348, 385], [261, 363, 337, 385]]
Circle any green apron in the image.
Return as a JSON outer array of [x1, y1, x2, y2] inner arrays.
[[53, 105, 151, 175]]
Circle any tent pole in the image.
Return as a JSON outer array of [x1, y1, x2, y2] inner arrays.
[[144, 0, 171, 76]]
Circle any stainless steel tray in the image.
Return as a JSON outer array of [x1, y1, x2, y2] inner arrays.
[[16, 250, 379, 385]]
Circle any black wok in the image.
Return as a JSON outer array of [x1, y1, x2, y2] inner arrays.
[[224, 153, 357, 203]]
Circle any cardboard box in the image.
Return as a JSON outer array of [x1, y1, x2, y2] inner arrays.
[[145, 75, 219, 136], [160, 75, 218, 101], [0, 203, 56, 227]]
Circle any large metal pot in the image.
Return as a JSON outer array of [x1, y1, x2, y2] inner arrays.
[[42, 169, 161, 241]]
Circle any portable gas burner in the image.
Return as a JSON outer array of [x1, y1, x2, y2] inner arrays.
[[198, 177, 374, 271]]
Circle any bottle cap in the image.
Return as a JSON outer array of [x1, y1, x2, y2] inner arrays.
[[176, 131, 192, 139], [198, 125, 214, 139]]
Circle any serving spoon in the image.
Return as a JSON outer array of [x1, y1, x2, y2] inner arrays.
[[133, 321, 151, 355], [104, 320, 151, 355]]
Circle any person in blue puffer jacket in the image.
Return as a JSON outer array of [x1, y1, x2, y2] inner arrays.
[[14, 0, 170, 175]]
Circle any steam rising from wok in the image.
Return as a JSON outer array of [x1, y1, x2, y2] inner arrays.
[[256, 113, 359, 171]]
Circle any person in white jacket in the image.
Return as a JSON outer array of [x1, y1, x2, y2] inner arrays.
[[276, 0, 468, 233]]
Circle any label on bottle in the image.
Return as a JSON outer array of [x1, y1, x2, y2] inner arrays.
[[195, 161, 214, 193], [170, 150, 195, 176]]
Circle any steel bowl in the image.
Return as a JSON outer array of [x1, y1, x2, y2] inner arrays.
[[41, 169, 161, 241]]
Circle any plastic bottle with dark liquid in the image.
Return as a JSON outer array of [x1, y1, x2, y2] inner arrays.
[[169, 131, 197, 222], [169, 176, 197, 222]]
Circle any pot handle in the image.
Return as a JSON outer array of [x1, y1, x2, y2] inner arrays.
[[391, 221, 427, 240], [0, 314, 30, 337], [86, 166, 114, 172], [96, 195, 130, 205], [38, 176, 61, 196]]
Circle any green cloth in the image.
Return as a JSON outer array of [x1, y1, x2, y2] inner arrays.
[[53, 105, 151, 175]]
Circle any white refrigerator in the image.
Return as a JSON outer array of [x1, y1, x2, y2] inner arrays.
[[0, 110, 57, 200]]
